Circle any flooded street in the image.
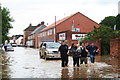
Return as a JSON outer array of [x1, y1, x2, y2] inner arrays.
[[2, 47, 120, 78]]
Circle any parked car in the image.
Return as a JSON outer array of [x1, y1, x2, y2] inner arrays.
[[7, 45, 14, 51], [11, 43, 17, 47], [39, 42, 61, 59]]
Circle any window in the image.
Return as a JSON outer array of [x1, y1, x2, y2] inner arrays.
[[49, 30, 52, 35], [47, 30, 50, 35], [42, 32, 44, 37], [38, 33, 43, 37], [72, 28, 80, 32], [47, 29, 52, 35]]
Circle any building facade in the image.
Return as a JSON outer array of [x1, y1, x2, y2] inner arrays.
[[23, 23, 40, 46], [37, 12, 100, 46], [28, 22, 46, 48]]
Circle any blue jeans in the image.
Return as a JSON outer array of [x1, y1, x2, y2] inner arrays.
[[89, 55, 95, 63]]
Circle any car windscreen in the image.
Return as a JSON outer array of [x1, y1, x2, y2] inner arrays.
[[7, 45, 13, 48], [46, 43, 61, 49]]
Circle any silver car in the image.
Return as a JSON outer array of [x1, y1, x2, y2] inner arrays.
[[7, 45, 14, 51], [39, 42, 61, 59]]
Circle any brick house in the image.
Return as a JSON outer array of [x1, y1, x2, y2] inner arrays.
[[23, 23, 39, 46], [37, 12, 100, 47], [28, 22, 46, 48]]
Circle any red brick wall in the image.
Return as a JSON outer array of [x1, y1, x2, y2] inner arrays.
[[83, 40, 101, 55], [56, 31, 73, 46], [35, 33, 40, 48], [56, 31, 87, 47], [37, 28, 55, 47], [110, 38, 120, 57], [56, 13, 100, 33]]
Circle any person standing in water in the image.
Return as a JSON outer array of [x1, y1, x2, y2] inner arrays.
[[79, 43, 88, 66], [70, 43, 80, 67], [58, 41, 69, 67], [86, 42, 99, 65]]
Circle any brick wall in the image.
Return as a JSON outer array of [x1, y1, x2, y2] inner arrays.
[[37, 28, 55, 47], [56, 13, 100, 33], [35, 33, 39, 48], [56, 31, 86, 47], [110, 38, 120, 57]]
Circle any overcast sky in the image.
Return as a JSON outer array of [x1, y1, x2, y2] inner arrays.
[[1, 0, 119, 36]]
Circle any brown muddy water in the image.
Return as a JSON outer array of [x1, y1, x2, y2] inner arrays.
[[1, 47, 120, 79]]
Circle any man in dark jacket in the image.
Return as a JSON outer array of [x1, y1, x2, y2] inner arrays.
[[58, 41, 69, 67]]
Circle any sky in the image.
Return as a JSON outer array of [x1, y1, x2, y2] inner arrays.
[[0, 0, 119, 36]]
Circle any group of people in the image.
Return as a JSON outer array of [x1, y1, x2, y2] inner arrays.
[[58, 41, 99, 67]]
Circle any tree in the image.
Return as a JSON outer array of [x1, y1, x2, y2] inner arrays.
[[0, 5, 2, 44], [85, 26, 114, 40], [116, 14, 120, 30], [100, 16, 116, 29], [1, 7, 14, 43]]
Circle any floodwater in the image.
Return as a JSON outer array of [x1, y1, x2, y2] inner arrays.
[[2, 47, 120, 79]]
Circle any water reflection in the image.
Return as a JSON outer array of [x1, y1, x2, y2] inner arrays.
[[61, 68, 69, 79]]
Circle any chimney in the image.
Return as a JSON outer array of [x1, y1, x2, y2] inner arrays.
[[41, 21, 44, 25], [29, 23, 32, 26]]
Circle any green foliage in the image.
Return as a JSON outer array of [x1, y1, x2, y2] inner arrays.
[[100, 16, 116, 29], [85, 25, 115, 40], [116, 14, 120, 30], [1, 7, 14, 43], [0, 6, 2, 44]]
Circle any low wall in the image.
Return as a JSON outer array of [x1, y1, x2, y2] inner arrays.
[[110, 37, 120, 57], [83, 39, 101, 55]]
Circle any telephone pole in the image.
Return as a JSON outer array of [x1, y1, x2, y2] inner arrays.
[[54, 16, 56, 42]]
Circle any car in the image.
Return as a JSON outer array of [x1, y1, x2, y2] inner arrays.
[[11, 43, 17, 47], [7, 45, 14, 51], [39, 42, 61, 59]]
